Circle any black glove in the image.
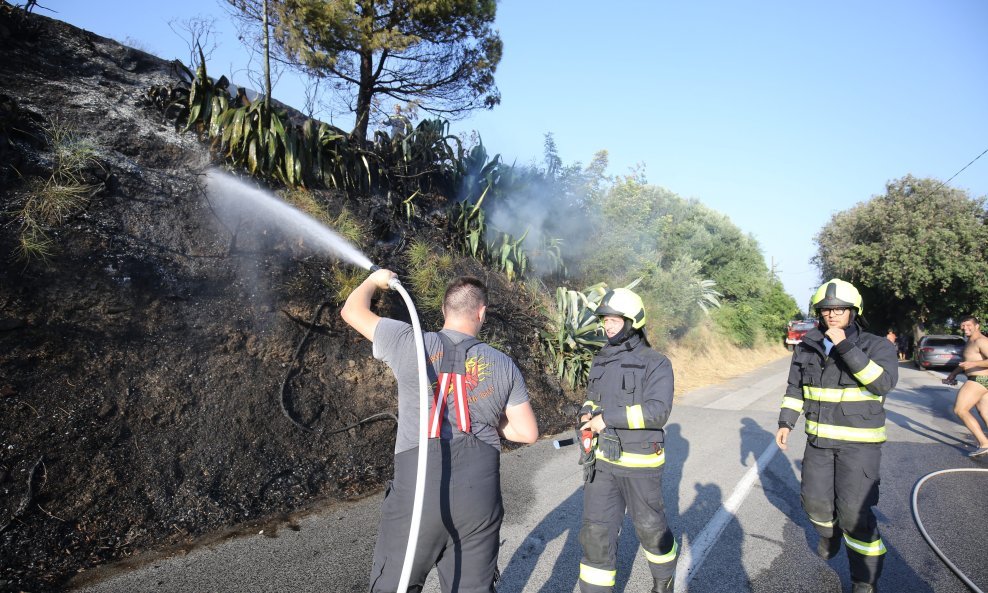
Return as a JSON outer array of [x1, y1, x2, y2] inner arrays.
[[576, 427, 596, 483], [598, 428, 622, 461], [580, 447, 596, 483], [577, 403, 599, 420]]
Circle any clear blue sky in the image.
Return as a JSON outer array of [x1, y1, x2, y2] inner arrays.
[[45, 0, 988, 310]]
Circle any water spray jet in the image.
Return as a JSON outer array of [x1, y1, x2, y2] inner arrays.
[[204, 171, 430, 591], [204, 168, 374, 270]]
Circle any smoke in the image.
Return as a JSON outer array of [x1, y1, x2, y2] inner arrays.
[[477, 158, 603, 281]]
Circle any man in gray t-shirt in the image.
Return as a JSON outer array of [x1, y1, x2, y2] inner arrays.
[[374, 318, 530, 454], [341, 269, 538, 593]]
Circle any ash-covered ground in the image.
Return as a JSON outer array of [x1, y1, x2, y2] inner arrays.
[[0, 6, 573, 591]]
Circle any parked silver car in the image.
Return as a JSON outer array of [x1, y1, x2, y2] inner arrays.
[[913, 335, 965, 370]]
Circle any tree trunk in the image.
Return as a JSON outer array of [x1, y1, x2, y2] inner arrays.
[[352, 49, 373, 141], [262, 0, 272, 104]]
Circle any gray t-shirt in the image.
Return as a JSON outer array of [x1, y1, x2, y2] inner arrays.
[[373, 318, 530, 454]]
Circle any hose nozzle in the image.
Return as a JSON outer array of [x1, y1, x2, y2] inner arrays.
[[369, 265, 401, 290]]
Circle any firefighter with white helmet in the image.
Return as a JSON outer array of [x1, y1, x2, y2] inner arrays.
[[776, 279, 898, 593], [578, 287, 678, 593]]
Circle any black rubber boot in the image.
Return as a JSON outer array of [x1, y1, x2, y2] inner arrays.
[[851, 582, 876, 593], [816, 535, 841, 560], [652, 576, 674, 592]]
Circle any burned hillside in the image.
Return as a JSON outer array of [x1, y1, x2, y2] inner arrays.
[[0, 6, 572, 591]]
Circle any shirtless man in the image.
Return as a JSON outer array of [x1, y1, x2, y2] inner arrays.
[[943, 315, 988, 457]]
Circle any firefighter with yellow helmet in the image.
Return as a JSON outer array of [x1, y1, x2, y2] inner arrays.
[[578, 288, 678, 593], [776, 279, 898, 593]]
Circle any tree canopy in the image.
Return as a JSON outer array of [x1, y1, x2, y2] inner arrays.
[[226, 0, 502, 140], [579, 175, 798, 344], [813, 175, 988, 331]]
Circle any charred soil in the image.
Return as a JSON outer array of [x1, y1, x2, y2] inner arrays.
[[0, 7, 574, 591]]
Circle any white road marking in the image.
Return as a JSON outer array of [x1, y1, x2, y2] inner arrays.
[[674, 440, 780, 592]]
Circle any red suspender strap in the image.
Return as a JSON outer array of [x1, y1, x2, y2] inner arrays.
[[428, 372, 471, 438], [429, 333, 478, 438], [454, 373, 471, 432], [429, 373, 451, 438]]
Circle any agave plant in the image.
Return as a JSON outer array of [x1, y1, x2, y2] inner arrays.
[[489, 227, 529, 282], [144, 52, 505, 199], [370, 116, 462, 196], [184, 48, 232, 138], [539, 283, 608, 389], [454, 141, 502, 204], [539, 279, 644, 388], [532, 235, 568, 279], [452, 185, 489, 261], [401, 190, 420, 222]]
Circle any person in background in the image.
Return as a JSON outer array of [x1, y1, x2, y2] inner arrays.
[[942, 315, 988, 458], [341, 269, 539, 593], [895, 333, 909, 362], [776, 279, 898, 593]]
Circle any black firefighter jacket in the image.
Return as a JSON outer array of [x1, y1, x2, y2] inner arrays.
[[778, 324, 898, 448], [583, 332, 674, 476]]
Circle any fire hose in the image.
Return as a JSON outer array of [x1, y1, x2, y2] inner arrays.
[[372, 267, 430, 593], [911, 468, 988, 593]]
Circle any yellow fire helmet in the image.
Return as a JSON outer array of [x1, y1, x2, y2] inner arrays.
[[811, 279, 863, 316], [595, 288, 647, 330]]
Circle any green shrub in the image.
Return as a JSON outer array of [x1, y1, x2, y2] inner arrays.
[[280, 187, 331, 225], [712, 302, 762, 348]]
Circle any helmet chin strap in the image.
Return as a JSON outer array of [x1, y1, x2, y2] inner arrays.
[[607, 319, 634, 345]]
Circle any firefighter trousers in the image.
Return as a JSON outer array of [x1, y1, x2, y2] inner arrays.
[[368, 435, 502, 593], [801, 441, 885, 585], [579, 468, 678, 593]]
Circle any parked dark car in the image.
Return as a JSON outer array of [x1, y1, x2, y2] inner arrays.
[[913, 335, 965, 370]]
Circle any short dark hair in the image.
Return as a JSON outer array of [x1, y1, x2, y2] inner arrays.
[[960, 315, 980, 326], [443, 276, 488, 317]]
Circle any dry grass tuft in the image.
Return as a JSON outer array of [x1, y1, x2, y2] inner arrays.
[[332, 208, 368, 248], [404, 239, 454, 314], [14, 221, 55, 264], [12, 118, 104, 265], [326, 266, 367, 305], [281, 188, 332, 226]]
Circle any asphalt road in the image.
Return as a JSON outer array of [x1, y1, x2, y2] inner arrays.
[[72, 359, 988, 593]]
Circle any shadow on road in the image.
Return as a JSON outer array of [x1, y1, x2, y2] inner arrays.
[[497, 423, 689, 593], [664, 423, 687, 528], [497, 487, 583, 593], [887, 382, 970, 450], [741, 417, 818, 554], [677, 481, 750, 590]]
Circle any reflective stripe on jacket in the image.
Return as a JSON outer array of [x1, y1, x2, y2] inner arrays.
[[585, 332, 674, 475], [778, 324, 898, 447]]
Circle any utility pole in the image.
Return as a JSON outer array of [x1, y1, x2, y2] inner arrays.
[[770, 257, 781, 280]]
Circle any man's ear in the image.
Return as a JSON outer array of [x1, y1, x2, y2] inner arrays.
[[478, 305, 487, 323]]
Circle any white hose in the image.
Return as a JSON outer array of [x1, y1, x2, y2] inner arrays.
[[911, 468, 988, 593], [390, 278, 429, 593]]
